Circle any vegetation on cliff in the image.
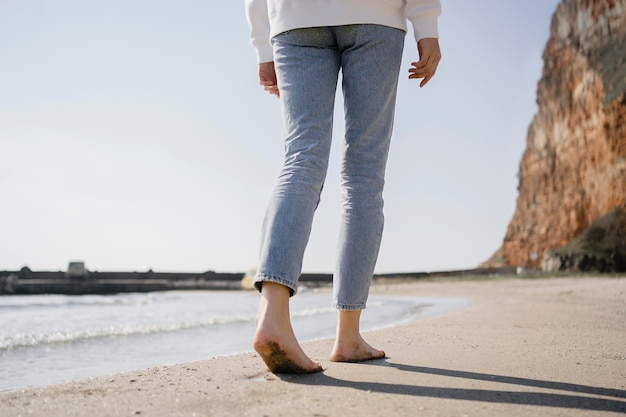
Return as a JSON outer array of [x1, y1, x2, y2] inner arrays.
[[544, 207, 626, 272]]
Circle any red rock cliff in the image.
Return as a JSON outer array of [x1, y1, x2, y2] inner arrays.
[[492, 0, 626, 268]]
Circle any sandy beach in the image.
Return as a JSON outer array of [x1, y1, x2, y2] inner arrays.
[[1, 276, 624, 416]]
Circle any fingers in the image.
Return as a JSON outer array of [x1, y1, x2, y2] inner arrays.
[[408, 38, 441, 88], [408, 61, 433, 86], [262, 82, 280, 98], [419, 74, 433, 88], [408, 62, 435, 88], [258, 61, 280, 98]]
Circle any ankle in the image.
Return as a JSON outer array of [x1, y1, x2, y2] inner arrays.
[[257, 282, 292, 323], [335, 309, 363, 340]]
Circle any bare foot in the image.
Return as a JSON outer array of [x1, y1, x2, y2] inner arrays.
[[253, 282, 323, 374], [330, 309, 385, 363], [253, 332, 322, 374], [329, 333, 386, 363]]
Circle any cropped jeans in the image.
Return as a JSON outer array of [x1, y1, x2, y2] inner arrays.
[[254, 24, 405, 310]]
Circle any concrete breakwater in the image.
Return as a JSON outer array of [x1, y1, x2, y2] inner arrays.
[[0, 265, 517, 295], [0, 268, 243, 295], [0, 267, 337, 295]]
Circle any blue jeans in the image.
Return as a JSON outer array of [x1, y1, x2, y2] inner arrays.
[[254, 25, 405, 310]]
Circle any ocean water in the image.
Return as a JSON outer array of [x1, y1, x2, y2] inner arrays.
[[0, 289, 468, 392]]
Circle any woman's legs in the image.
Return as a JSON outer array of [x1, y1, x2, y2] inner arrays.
[[254, 25, 404, 371], [331, 25, 405, 361], [332, 24, 404, 309], [254, 27, 341, 373], [254, 28, 341, 295]]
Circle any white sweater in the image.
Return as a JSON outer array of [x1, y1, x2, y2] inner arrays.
[[245, 0, 441, 63]]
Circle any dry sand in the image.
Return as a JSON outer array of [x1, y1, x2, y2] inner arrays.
[[1, 276, 625, 416]]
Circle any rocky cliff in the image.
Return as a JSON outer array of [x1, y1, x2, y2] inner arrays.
[[487, 0, 626, 270]]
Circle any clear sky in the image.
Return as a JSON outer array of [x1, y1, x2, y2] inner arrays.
[[0, 0, 562, 274]]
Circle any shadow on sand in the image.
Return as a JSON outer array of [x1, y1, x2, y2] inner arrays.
[[277, 359, 626, 413]]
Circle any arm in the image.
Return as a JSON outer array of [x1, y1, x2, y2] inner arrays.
[[245, 0, 279, 97], [405, 0, 441, 42], [244, 0, 273, 63], [405, 0, 442, 87]]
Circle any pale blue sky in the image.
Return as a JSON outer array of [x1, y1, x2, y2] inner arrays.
[[0, 1, 561, 273]]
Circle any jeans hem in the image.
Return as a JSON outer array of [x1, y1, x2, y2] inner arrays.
[[333, 303, 366, 310], [254, 274, 298, 297]]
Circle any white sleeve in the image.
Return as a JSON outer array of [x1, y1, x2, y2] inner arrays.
[[405, 0, 441, 41], [244, 0, 274, 63]]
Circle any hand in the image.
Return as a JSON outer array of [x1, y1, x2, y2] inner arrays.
[[408, 38, 441, 88], [258, 61, 279, 98]]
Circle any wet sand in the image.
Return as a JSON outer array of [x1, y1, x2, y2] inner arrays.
[[1, 276, 625, 416]]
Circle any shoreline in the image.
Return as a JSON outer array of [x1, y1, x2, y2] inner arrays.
[[1, 291, 470, 393], [1, 276, 625, 416]]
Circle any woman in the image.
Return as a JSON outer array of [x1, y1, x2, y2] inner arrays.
[[245, 0, 442, 373]]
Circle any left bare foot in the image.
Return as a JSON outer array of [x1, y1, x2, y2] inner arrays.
[[254, 326, 322, 373], [254, 282, 323, 374]]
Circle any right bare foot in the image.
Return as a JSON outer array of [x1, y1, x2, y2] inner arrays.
[[330, 309, 385, 363], [329, 334, 385, 363]]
